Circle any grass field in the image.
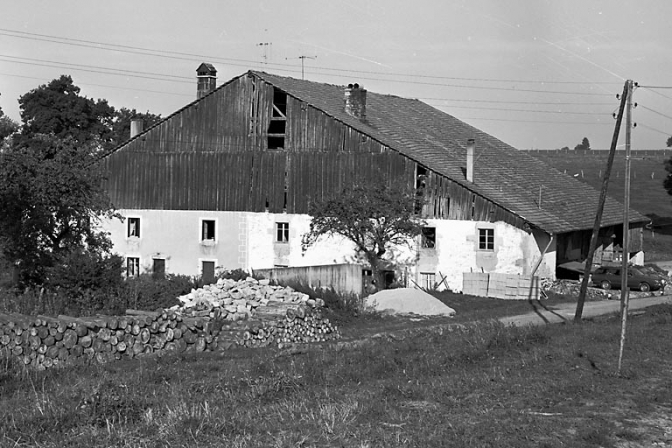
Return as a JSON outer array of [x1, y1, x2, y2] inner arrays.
[[527, 150, 672, 224], [3, 301, 672, 447]]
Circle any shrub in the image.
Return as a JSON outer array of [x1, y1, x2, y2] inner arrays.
[[118, 274, 200, 311], [217, 268, 264, 282], [277, 280, 363, 324]]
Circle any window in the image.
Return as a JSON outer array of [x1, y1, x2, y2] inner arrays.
[[127, 217, 140, 238], [268, 87, 287, 149], [478, 228, 494, 250], [202, 261, 215, 285], [152, 258, 165, 278], [126, 257, 140, 277], [276, 222, 289, 243], [421, 227, 436, 249], [201, 219, 216, 241], [421, 272, 436, 290], [414, 166, 427, 215]]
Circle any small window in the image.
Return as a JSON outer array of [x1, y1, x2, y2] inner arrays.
[[126, 257, 140, 277], [421, 227, 436, 249], [201, 219, 216, 241], [478, 228, 494, 251], [421, 272, 436, 289], [202, 261, 215, 285], [128, 217, 140, 238], [152, 258, 165, 278], [276, 222, 289, 243]]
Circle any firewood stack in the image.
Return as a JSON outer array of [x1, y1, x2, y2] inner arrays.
[[0, 278, 340, 370]]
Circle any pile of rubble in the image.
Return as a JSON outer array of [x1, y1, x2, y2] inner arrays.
[[542, 278, 666, 301], [542, 279, 609, 301], [172, 277, 325, 320]]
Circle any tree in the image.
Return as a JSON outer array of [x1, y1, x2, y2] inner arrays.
[[0, 134, 121, 284], [16, 75, 116, 150], [574, 137, 591, 151], [666, 136, 672, 148], [0, 98, 19, 149], [302, 182, 426, 290], [663, 157, 672, 197], [0, 76, 156, 285]]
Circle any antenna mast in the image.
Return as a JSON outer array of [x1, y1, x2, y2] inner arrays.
[[257, 42, 272, 65], [286, 55, 317, 79]]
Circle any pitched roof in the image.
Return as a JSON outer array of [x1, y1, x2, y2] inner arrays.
[[250, 70, 648, 234]]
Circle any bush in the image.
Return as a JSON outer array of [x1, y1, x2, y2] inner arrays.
[[277, 281, 363, 325], [45, 250, 124, 293], [217, 268, 264, 282], [118, 274, 201, 311]]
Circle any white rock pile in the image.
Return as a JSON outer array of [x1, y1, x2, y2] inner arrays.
[[172, 277, 325, 320]]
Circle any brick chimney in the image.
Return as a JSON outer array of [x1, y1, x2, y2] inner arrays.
[[344, 83, 366, 119], [196, 63, 217, 99], [466, 139, 475, 182]]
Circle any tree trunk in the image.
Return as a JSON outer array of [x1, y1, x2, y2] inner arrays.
[[366, 253, 385, 293]]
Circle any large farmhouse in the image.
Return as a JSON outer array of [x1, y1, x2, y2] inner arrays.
[[101, 64, 648, 291]]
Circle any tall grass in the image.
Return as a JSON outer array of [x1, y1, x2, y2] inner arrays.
[[8, 315, 658, 447]]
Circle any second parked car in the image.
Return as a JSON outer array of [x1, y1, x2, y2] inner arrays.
[[591, 266, 665, 292]]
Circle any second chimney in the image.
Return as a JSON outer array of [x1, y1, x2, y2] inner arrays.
[[130, 119, 144, 139], [466, 138, 475, 182], [196, 62, 217, 99], [344, 83, 366, 119]]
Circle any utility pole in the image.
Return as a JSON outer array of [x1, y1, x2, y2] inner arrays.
[[618, 79, 635, 374], [286, 55, 316, 79], [574, 81, 629, 322]]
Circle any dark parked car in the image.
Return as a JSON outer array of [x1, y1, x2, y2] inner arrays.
[[591, 266, 665, 292]]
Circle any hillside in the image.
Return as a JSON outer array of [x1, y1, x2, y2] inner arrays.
[[525, 149, 672, 225]]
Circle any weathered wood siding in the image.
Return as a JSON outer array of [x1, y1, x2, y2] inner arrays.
[[417, 170, 527, 230], [105, 151, 416, 214], [103, 72, 528, 228]]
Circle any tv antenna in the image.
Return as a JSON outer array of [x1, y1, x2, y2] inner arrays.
[[286, 55, 317, 79], [257, 42, 272, 64]]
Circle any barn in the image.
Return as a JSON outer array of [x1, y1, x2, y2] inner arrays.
[[100, 64, 648, 291]]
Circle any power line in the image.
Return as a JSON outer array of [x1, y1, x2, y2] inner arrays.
[[640, 86, 672, 102], [638, 104, 672, 121], [422, 97, 614, 106], [637, 123, 670, 136], [0, 27, 620, 92], [428, 103, 609, 115], [0, 55, 192, 81], [0, 57, 193, 84], [0, 72, 193, 97], [458, 116, 614, 125]]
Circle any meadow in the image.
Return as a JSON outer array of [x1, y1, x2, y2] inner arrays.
[[3, 300, 672, 447]]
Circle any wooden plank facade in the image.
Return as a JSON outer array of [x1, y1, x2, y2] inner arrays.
[[104, 73, 529, 232]]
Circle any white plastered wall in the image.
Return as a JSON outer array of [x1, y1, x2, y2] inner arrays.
[[103, 210, 357, 276], [103, 211, 556, 289], [412, 219, 556, 292]]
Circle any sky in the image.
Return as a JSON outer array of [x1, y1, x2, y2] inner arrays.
[[1, 0, 671, 150]]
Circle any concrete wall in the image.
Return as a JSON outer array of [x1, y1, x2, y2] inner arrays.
[[103, 210, 556, 291]]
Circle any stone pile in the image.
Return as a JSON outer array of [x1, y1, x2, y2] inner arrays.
[[0, 278, 340, 370], [173, 277, 325, 320]]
